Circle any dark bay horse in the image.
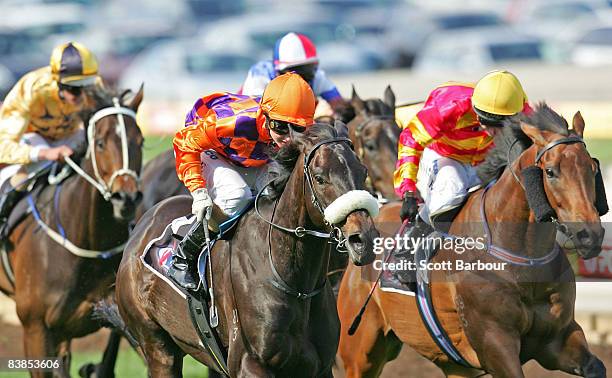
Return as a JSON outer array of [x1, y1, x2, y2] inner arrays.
[[337, 105, 606, 377], [0, 87, 144, 377], [115, 122, 379, 376]]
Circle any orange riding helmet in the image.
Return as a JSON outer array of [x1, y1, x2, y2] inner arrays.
[[260, 72, 315, 127]]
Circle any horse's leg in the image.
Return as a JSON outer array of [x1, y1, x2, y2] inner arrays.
[[141, 338, 183, 378], [535, 320, 606, 378], [237, 354, 272, 377], [78, 330, 122, 378], [337, 280, 401, 377], [468, 325, 524, 378], [22, 322, 66, 378]]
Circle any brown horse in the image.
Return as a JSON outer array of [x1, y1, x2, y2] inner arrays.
[[337, 105, 606, 377], [0, 87, 144, 377], [347, 86, 400, 203], [113, 122, 379, 376]]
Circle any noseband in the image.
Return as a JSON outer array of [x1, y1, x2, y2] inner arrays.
[[64, 98, 140, 201]]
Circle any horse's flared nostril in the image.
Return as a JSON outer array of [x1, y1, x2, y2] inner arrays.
[[348, 233, 364, 254]]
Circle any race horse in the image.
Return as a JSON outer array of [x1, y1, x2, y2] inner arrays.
[[336, 104, 607, 377], [113, 122, 380, 376], [0, 86, 144, 377], [347, 86, 400, 203]]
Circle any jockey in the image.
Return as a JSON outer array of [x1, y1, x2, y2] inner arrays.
[[170, 72, 316, 289], [0, 41, 100, 233], [393, 70, 531, 283], [240, 32, 348, 116]]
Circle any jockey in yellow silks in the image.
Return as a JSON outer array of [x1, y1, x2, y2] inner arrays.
[[0, 42, 101, 232], [393, 70, 531, 283]]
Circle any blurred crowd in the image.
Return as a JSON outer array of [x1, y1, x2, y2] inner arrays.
[[2, 0, 612, 101]]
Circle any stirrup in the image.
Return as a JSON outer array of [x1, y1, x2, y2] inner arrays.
[[168, 263, 198, 290]]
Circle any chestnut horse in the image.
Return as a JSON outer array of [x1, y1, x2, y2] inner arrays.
[[114, 123, 379, 376], [337, 105, 606, 377], [0, 86, 144, 378]]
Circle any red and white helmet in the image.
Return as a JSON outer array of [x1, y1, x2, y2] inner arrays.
[[273, 32, 319, 71]]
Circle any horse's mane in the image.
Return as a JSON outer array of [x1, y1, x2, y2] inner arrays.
[[80, 85, 131, 120], [477, 102, 570, 184], [266, 123, 340, 199]]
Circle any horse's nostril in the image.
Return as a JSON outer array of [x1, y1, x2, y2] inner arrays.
[[133, 191, 143, 204], [348, 233, 364, 252], [577, 229, 590, 243]]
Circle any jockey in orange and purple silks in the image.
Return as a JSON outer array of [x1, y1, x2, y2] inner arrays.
[[170, 72, 316, 289]]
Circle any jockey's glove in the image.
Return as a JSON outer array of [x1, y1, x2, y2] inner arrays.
[[191, 188, 213, 222], [400, 192, 419, 223]]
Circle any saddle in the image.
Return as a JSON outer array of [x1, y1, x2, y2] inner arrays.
[[140, 200, 255, 377]]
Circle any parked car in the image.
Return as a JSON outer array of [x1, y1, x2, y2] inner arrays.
[[572, 26, 612, 65], [118, 39, 257, 101], [384, 9, 507, 67], [413, 26, 545, 72]]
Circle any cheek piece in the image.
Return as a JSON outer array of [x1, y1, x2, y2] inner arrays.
[[521, 166, 556, 222], [593, 158, 609, 216]]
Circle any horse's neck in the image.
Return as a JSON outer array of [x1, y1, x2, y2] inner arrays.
[[270, 161, 329, 290], [483, 151, 557, 255], [58, 160, 128, 251]]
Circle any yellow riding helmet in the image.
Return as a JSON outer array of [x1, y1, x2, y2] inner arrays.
[[260, 72, 315, 127], [50, 42, 99, 87], [472, 70, 527, 116]]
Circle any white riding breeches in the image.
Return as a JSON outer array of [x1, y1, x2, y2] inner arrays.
[[200, 149, 272, 217], [415, 148, 481, 224], [0, 130, 85, 190]]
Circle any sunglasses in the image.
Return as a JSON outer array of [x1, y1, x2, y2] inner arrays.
[[267, 118, 306, 135], [59, 84, 83, 97]]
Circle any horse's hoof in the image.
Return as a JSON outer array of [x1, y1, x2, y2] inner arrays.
[[78, 363, 96, 378]]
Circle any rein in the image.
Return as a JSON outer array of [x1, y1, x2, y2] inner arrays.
[[29, 98, 139, 258], [254, 136, 379, 299]]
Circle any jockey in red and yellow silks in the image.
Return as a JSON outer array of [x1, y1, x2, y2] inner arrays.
[[392, 70, 531, 284], [170, 72, 316, 290]]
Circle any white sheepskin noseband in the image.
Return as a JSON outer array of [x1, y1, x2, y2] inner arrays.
[[323, 190, 379, 224]]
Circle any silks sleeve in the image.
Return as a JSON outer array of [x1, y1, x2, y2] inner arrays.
[[173, 100, 216, 193], [0, 77, 36, 164]]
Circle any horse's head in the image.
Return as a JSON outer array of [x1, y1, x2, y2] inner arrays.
[[518, 105, 605, 259], [278, 122, 380, 266], [347, 86, 400, 200], [83, 85, 144, 222]]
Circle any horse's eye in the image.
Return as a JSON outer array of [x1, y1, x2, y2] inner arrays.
[[364, 141, 377, 151], [545, 168, 555, 178], [314, 175, 326, 185], [96, 139, 105, 149]]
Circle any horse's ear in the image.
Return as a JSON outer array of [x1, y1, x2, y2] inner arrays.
[[520, 122, 548, 147], [351, 84, 366, 114], [572, 111, 585, 137], [128, 83, 144, 111], [383, 85, 395, 109], [334, 119, 349, 138]]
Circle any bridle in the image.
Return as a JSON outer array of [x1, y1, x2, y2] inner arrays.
[[255, 137, 355, 246], [499, 135, 587, 261], [64, 98, 140, 201], [255, 136, 378, 299], [28, 97, 141, 259], [352, 114, 396, 204]]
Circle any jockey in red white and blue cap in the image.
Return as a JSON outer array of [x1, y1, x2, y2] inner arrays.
[[240, 32, 348, 115]]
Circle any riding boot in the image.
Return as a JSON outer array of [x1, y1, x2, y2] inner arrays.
[[168, 221, 207, 290], [394, 216, 433, 285], [0, 184, 24, 236]]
